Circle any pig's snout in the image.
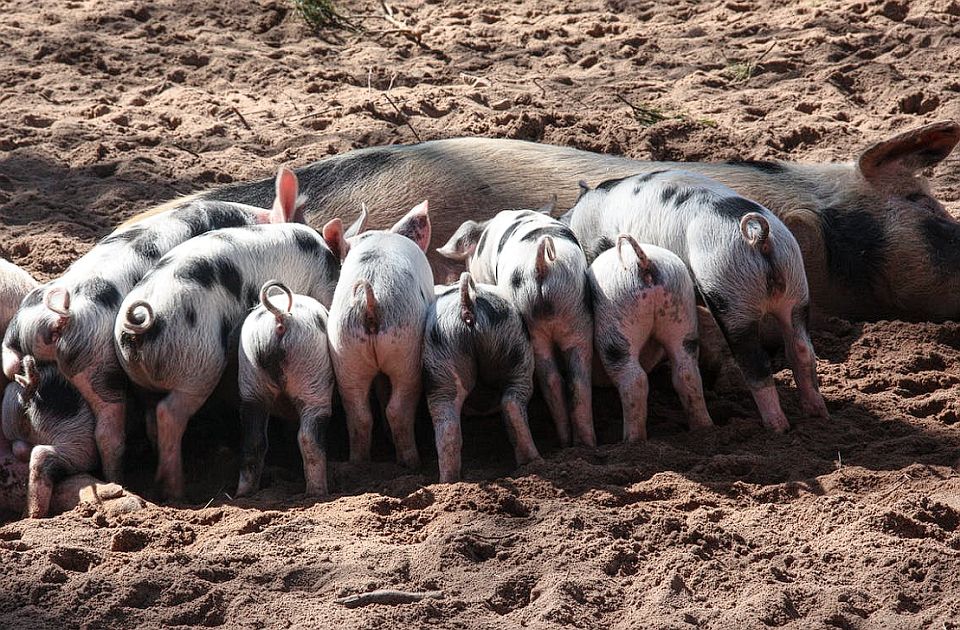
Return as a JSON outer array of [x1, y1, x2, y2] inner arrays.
[[2, 346, 21, 381], [122, 301, 155, 335]]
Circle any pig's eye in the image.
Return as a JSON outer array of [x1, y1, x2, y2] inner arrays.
[[905, 192, 929, 203]]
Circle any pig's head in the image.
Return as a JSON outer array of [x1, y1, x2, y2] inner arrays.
[[263, 167, 305, 224], [436, 218, 488, 262], [2, 284, 68, 380], [776, 120, 960, 320]]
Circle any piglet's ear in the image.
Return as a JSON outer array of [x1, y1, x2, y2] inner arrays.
[[345, 204, 369, 238], [858, 120, 960, 186], [270, 167, 300, 224], [436, 219, 483, 262], [391, 200, 431, 253], [321, 218, 350, 261]]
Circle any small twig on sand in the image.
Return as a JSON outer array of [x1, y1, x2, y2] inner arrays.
[[230, 106, 252, 132], [383, 93, 422, 142], [380, 1, 424, 45], [335, 590, 444, 608], [173, 143, 202, 159]]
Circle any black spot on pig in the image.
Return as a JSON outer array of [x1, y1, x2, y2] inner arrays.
[[293, 230, 322, 256], [179, 211, 210, 239], [177, 258, 217, 289], [596, 175, 630, 191], [682, 337, 699, 357], [603, 341, 628, 368], [395, 213, 430, 248], [727, 159, 786, 174], [660, 186, 678, 205], [713, 196, 765, 222], [244, 285, 258, 308], [474, 295, 509, 326], [185, 306, 197, 328], [205, 204, 252, 230], [519, 225, 580, 246], [257, 343, 286, 384], [214, 259, 243, 301], [75, 278, 122, 309], [510, 269, 524, 289], [476, 229, 489, 258], [497, 221, 524, 253], [313, 312, 326, 333], [219, 317, 235, 354], [132, 237, 162, 261], [819, 207, 886, 289], [4, 317, 23, 354], [674, 189, 695, 206], [633, 171, 668, 194], [920, 215, 960, 271], [505, 346, 527, 373]]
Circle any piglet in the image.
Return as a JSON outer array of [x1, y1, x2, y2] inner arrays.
[[0, 258, 38, 342], [237, 280, 334, 497], [423, 272, 540, 482], [114, 221, 343, 500], [1, 356, 98, 518], [2, 168, 303, 483], [438, 209, 595, 447], [327, 202, 435, 469], [589, 235, 713, 442]]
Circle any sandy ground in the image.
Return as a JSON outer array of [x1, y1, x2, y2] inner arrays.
[[2, 0, 960, 627]]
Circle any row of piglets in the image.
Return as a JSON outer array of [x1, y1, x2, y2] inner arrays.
[[1, 166, 829, 512], [245, 169, 829, 492]]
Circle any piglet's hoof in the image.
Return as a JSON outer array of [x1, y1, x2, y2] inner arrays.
[[56, 474, 151, 516]]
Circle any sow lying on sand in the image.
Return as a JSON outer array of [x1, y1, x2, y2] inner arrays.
[[142, 121, 959, 322], [565, 170, 827, 432]]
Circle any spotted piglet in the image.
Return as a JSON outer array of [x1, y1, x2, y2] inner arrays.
[[237, 281, 334, 497], [438, 209, 595, 447], [114, 221, 343, 500], [423, 272, 540, 482], [590, 235, 713, 442], [327, 202, 435, 469], [1, 356, 98, 518]]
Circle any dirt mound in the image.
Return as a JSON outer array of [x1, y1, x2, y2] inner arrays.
[[2, 0, 960, 627]]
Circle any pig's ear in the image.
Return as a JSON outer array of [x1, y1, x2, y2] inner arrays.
[[270, 167, 300, 223], [391, 200, 431, 252], [436, 220, 483, 261], [858, 121, 960, 185], [321, 218, 350, 261], [345, 204, 369, 238], [536, 194, 558, 215]]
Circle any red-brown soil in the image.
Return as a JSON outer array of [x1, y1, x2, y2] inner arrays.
[[1, 1, 960, 627]]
